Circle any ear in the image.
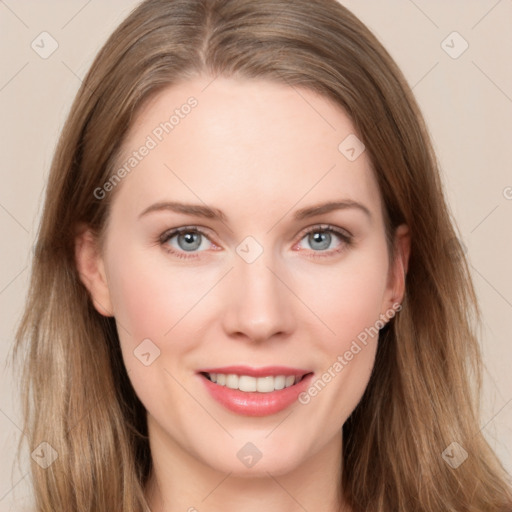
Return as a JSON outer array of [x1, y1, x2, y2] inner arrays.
[[74, 224, 114, 317], [381, 224, 410, 314]]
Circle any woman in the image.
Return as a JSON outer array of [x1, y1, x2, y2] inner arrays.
[[13, 0, 512, 510]]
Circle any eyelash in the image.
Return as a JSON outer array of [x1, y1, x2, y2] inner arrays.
[[158, 224, 353, 260]]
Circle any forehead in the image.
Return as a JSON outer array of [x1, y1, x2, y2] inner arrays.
[[112, 77, 383, 224]]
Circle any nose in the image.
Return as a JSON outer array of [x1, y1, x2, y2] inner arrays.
[[220, 249, 296, 344]]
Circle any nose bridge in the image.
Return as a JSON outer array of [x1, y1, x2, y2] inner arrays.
[[221, 240, 295, 341]]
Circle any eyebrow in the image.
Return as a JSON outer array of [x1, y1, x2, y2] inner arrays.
[[293, 200, 371, 221], [138, 199, 372, 222]]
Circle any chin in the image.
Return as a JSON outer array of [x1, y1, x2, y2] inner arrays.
[[200, 441, 307, 478]]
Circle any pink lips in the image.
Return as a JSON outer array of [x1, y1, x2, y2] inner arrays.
[[196, 365, 314, 417]]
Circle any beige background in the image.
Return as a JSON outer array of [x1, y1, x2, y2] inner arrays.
[[1, 1, 511, 509]]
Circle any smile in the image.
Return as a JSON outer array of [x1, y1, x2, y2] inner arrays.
[[197, 366, 314, 416]]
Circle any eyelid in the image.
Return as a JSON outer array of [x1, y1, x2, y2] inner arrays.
[[159, 225, 213, 244], [295, 223, 353, 240]]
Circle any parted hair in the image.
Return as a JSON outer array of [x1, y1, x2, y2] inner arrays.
[[13, 0, 512, 510]]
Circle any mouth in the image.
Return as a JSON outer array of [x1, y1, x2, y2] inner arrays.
[[196, 366, 315, 416], [199, 371, 312, 393]]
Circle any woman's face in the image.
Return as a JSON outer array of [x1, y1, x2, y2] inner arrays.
[[77, 76, 408, 477]]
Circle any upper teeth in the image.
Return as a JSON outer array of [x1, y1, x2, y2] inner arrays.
[[207, 373, 298, 393]]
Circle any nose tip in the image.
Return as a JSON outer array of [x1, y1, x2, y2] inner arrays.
[[220, 255, 296, 343]]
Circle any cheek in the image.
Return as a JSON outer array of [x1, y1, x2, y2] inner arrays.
[[107, 261, 169, 340], [296, 247, 389, 352], [105, 244, 208, 341], [103, 245, 201, 411], [296, 261, 387, 427], [306, 248, 389, 416]]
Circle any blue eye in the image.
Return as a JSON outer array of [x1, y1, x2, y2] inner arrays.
[[174, 231, 203, 251], [160, 227, 213, 258], [305, 230, 334, 251], [159, 224, 353, 260], [296, 225, 352, 257]]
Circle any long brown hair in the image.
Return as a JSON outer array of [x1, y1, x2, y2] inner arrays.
[[12, 0, 512, 510]]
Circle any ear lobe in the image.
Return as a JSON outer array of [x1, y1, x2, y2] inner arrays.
[[74, 225, 114, 317]]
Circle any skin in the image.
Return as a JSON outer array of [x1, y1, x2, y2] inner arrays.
[[75, 76, 410, 512]]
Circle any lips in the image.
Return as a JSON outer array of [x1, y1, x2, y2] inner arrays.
[[196, 365, 314, 416]]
